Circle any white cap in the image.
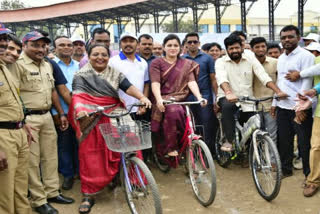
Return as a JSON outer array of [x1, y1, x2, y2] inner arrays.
[[305, 42, 320, 53], [71, 34, 85, 44], [120, 32, 137, 41], [303, 33, 320, 42]]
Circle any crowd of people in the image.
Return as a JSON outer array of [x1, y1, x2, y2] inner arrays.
[[0, 21, 320, 214]]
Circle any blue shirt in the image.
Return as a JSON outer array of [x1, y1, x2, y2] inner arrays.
[[315, 82, 320, 94], [183, 51, 215, 104], [45, 56, 67, 86], [51, 58, 79, 115]]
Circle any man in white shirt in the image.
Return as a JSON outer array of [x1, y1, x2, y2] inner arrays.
[[108, 32, 149, 118], [274, 25, 315, 179], [215, 35, 286, 152]]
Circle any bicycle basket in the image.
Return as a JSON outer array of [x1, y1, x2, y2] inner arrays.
[[99, 120, 152, 153]]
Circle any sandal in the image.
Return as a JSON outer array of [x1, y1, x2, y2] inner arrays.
[[167, 150, 178, 157], [79, 197, 95, 214], [221, 142, 233, 152]]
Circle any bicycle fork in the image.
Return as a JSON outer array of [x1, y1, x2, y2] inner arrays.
[[252, 130, 271, 168], [122, 154, 146, 193]]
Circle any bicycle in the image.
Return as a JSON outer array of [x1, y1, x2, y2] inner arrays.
[[80, 103, 162, 214], [153, 99, 216, 207], [215, 96, 282, 201]]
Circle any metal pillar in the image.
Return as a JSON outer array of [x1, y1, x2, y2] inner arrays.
[[134, 15, 140, 35], [100, 17, 105, 28], [298, 0, 308, 35], [66, 20, 71, 38], [192, 1, 198, 32], [214, 0, 221, 33], [154, 9, 160, 33], [48, 22, 54, 43], [269, 0, 274, 41], [83, 22, 89, 41], [172, 1, 178, 32], [116, 16, 123, 36], [240, 0, 247, 33]]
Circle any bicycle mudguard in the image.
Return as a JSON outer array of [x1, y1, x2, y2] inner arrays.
[[252, 130, 270, 165]]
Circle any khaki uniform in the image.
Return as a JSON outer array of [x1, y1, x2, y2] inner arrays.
[[0, 60, 31, 214], [13, 53, 59, 207]]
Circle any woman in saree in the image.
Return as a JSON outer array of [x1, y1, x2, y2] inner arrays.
[[68, 44, 151, 214], [150, 34, 207, 163]]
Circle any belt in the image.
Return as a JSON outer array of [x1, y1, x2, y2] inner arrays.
[[0, 121, 24, 129], [26, 109, 49, 115]]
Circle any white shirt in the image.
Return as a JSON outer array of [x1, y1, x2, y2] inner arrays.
[[216, 52, 272, 112], [274, 46, 314, 110], [108, 52, 149, 112]]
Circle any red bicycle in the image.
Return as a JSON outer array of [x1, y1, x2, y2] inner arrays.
[[153, 99, 216, 207]]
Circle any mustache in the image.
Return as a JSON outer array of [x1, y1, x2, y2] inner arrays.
[[124, 46, 133, 49]]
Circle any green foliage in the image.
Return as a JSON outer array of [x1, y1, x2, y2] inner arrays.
[[1, 0, 25, 10], [162, 20, 195, 33]]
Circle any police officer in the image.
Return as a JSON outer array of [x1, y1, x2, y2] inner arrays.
[[13, 31, 74, 214], [0, 24, 32, 214]]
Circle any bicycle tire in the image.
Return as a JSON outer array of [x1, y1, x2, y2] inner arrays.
[[215, 124, 232, 168], [121, 156, 162, 214], [249, 134, 282, 201], [188, 139, 217, 207]]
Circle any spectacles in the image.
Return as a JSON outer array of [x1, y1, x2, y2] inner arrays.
[[280, 35, 296, 40], [187, 40, 199, 44]]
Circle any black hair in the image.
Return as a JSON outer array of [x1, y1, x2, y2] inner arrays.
[[87, 44, 110, 57], [36, 29, 49, 37], [208, 42, 222, 51], [53, 35, 69, 48], [267, 43, 281, 52], [8, 34, 22, 49], [250, 37, 267, 49], [138, 34, 153, 43], [224, 34, 242, 49], [182, 38, 186, 46], [91, 28, 110, 40], [230, 30, 247, 40], [185, 32, 200, 41], [201, 43, 211, 51], [280, 25, 300, 37]]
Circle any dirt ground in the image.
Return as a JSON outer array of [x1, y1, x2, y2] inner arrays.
[[33, 163, 320, 214]]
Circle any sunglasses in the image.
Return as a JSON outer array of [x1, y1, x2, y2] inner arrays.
[[187, 40, 199, 44]]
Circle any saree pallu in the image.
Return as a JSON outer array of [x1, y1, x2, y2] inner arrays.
[[150, 58, 199, 165], [69, 93, 123, 195]]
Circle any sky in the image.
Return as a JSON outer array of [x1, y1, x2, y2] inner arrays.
[[2, 0, 320, 18]]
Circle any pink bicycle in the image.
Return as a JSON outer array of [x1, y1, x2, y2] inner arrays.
[[153, 99, 216, 207]]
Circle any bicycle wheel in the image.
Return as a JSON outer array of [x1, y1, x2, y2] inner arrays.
[[215, 124, 232, 168], [249, 133, 281, 201], [187, 139, 217, 207], [121, 156, 162, 214]]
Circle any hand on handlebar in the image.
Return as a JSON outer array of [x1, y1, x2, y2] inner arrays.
[[275, 91, 288, 100], [198, 98, 207, 107], [226, 92, 238, 103], [156, 99, 165, 112], [76, 111, 89, 119], [139, 96, 152, 109]]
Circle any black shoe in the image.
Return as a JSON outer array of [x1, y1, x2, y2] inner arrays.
[[48, 194, 75, 204], [35, 203, 58, 214], [62, 177, 74, 190]]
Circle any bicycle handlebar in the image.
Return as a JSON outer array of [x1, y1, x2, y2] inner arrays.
[[163, 99, 206, 105], [76, 103, 146, 120], [237, 95, 281, 103]]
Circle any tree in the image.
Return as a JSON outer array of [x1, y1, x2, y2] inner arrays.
[[162, 20, 195, 33], [1, 0, 25, 10]]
